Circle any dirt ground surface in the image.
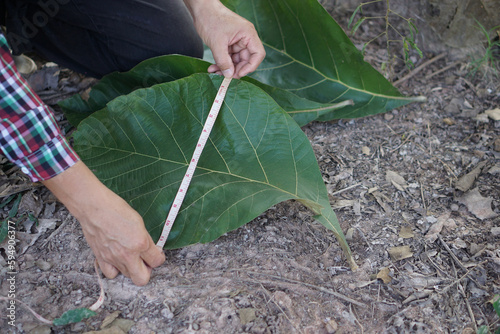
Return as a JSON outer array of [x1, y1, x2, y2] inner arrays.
[[1, 2, 499, 334]]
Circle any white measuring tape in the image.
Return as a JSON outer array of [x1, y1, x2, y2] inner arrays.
[[156, 77, 232, 248]]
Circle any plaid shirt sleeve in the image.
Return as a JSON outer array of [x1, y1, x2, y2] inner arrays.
[[0, 33, 80, 182]]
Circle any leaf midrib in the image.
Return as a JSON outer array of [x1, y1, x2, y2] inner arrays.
[[260, 42, 416, 101]]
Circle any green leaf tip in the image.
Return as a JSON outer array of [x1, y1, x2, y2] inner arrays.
[[52, 308, 97, 326]]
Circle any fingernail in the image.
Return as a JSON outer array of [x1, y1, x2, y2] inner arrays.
[[222, 68, 234, 78]]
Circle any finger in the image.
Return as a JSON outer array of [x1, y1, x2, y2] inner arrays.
[[128, 258, 152, 286], [207, 64, 224, 76], [231, 52, 241, 65], [142, 243, 166, 269], [207, 64, 220, 73], [237, 53, 265, 78], [239, 40, 266, 77], [211, 44, 235, 78], [97, 258, 119, 279]]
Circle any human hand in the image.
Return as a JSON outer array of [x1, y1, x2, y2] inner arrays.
[[42, 161, 165, 286], [184, 0, 266, 78]]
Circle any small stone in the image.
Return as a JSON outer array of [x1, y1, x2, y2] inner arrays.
[[491, 227, 500, 236], [444, 98, 461, 114], [161, 308, 174, 319], [35, 259, 52, 271], [494, 138, 500, 152], [345, 228, 354, 241]]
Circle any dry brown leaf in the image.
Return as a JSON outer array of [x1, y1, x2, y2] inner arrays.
[[425, 213, 454, 242], [13, 218, 58, 254], [238, 308, 257, 325], [443, 117, 455, 125], [475, 113, 490, 123], [485, 108, 500, 121], [399, 226, 414, 239], [388, 246, 413, 261], [376, 267, 393, 283], [455, 161, 487, 192], [101, 311, 121, 329], [19, 189, 44, 217], [83, 326, 126, 334], [325, 318, 339, 333], [371, 190, 393, 213], [386, 170, 407, 191], [332, 199, 355, 209], [457, 188, 497, 220]]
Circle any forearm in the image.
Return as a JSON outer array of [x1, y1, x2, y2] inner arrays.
[[182, 0, 222, 21], [41, 161, 105, 219]]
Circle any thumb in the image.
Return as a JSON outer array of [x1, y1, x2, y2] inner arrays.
[[212, 45, 234, 78]]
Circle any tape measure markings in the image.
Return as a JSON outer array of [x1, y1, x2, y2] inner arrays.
[[156, 77, 232, 248]]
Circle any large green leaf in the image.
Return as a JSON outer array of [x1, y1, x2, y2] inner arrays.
[[72, 74, 355, 268], [220, 0, 425, 118], [58, 55, 210, 126], [59, 55, 351, 127]]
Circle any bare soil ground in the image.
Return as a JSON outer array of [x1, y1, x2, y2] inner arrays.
[[1, 3, 499, 334]]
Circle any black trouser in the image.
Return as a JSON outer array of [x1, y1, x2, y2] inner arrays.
[[2, 0, 203, 78]]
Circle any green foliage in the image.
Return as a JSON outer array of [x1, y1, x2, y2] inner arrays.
[[222, 0, 424, 115], [477, 295, 500, 334], [0, 220, 8, 243], [468, 19, 500, 79], [60, 0, 426, 268], [348, 0, 423, 70], [59, 55, 353, 128], [0, 194, 22, 243], [52, 308, 96, 326]]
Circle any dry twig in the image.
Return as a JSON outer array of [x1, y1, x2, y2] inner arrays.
[[438, 235, 467, 272], [394, 53, 447, 86], [244, 271, 368, 309]]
